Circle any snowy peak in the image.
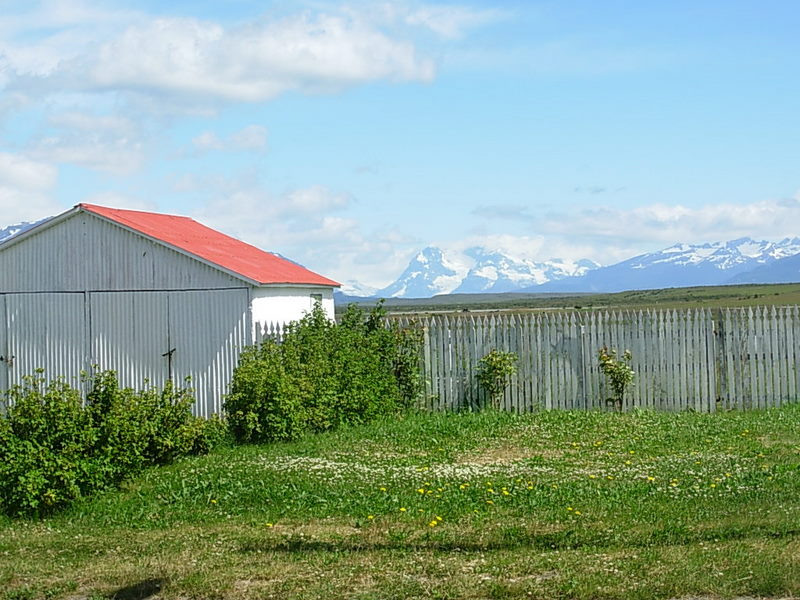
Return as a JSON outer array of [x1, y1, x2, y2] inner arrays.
[[629, 237, 800, 272], [530, 236, 800, 294], [0, 221, 40, 244], [376, 246, 467, 298], [339, 280, 379, 298], [376, 246, 599, 298], [454, 246, 598, 294]]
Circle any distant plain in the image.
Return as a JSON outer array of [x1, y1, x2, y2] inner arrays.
[[338, 282, 800, 316]]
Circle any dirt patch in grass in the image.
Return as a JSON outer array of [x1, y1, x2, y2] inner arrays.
[[466, 444, 564, 464]]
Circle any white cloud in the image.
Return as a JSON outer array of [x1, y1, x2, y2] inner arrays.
[[6, 10, 436, 105], [0, 152, 56, 192], [402, 4, 504, 39], [543, 197, 800, 245], [0, 152, 61, 223], [228, 125, 268, 152], [192, 125, 267, 153], [28, 111, 146, 175], [0, 0, 142, 81], [283, 186, 350, 214], [191, 132, 225, 152]]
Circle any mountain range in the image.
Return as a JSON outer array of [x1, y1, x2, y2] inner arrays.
[[340, 237, 800, 299], [0, 222, 40, 243]]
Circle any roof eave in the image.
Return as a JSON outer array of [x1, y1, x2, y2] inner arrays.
[[256, 281, 341, 289]]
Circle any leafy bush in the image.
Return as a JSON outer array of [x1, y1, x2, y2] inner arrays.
[[225, 301, 423, 443], [476, 349, 519, 408], [598, 346, 635, 411], [0, 371, 222, 517]]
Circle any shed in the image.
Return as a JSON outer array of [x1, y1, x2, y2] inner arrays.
[[0, 203, 340, 416]]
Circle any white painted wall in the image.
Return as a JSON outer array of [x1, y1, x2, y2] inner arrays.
[[250, 285, 335, 328]]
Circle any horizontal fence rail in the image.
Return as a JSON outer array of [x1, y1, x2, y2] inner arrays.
[[393, 307, 800, 412]]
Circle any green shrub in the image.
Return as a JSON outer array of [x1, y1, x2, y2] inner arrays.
[[0, 371, 222, 517], [476, 349, 519, 408], [598, 346, 635, 411], [225, 301, 423, 443]]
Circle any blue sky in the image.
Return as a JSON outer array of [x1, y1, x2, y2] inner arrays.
[[1, 0, 799, 288]]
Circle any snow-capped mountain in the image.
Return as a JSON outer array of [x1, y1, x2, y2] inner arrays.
[[453, 247, 599, 294], [339, 279, 379, 298], [374, 246, 599, 298], [0, 221, 40, 243], [527, 237, 800, 293], [727, 252, 800, 284], [376, 246, 467, 298]]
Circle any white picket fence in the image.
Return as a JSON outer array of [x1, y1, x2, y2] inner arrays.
[[253, 321, 288, 345], [394, 306, 800, 412]]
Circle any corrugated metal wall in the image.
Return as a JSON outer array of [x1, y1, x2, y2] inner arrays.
[[5, 293, 87, 390], [0, 289, 249, 416], [0, 212, 243, 292], [0, 295, 6, 393], [90, 291, 171, 392], [168, 290, 250, 417]]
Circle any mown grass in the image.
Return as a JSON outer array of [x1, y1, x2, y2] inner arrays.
[[1, 407, 799, 599]]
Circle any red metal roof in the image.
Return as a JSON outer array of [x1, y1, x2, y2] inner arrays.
[[79, 204, 340, 287]]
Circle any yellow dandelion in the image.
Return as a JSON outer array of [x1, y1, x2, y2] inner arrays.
[[265, 523, 274, 528], [575, 511, 582, 515], [486, 500, 495, 505], [436, 515, 443, 521], [400, 507, 407, 512], [429, 520, 438, 527], [367, 515, 374, 520]]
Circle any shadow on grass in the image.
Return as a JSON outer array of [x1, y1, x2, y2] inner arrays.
[[110, 578, 165, 600], [238, 525, 800, 555]]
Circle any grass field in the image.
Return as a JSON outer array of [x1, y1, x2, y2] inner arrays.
[[1, 407, 799, 599], [338, 282, 800, 315]]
